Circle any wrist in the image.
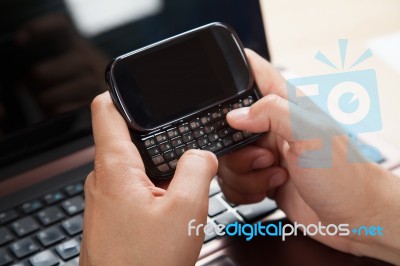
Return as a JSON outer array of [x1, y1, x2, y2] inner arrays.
[[349, 167, 400, 264]]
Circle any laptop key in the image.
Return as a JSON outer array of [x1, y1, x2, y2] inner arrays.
[[204, 222, 218, 243], [65, 183, 84, 196], [11, 216, 40, 237], [0, 227, 14, 245], [29, 250, 59, 266], [0, 248, 13, 266], [0, 209, 18, 225], [208, 197, 227, 217], [9, 263, 29, 266], [55, 238, 80, 260], [10, 237, 40, 258], [236, 198, 277, 222], [21, 200, 43, 214], [61, 196, 84, 216], [37, 226, 65, 247], [208, 178, 221, 197], [221, 196, 236, 207], [214, 212, 240, 226], [37, 206, 65, 226], [61, 215, 83, 236], [63, 257, 79, 266], [43, 191, 65, 205]]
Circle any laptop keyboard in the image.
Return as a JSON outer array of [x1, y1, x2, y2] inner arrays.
[[0, 177, 278, 266], [0, 182, 84, 266]]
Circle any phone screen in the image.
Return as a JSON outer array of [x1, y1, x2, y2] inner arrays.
[[112, 25, 250, 129]]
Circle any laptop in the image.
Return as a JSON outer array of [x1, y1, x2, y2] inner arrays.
[[0, 0, 399, 265]]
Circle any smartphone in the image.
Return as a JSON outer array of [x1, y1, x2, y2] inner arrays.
[[106, 22, 263, 180]]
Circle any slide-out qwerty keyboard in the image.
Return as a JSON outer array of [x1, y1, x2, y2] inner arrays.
[[140, 93, 262, 178]]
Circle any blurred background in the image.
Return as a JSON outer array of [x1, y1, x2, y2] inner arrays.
[[261, 0, 400, 147]]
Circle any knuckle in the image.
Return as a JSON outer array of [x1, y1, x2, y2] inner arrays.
[[262, 94, 281, 109]]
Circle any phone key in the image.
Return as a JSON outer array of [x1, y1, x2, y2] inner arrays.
[[171, 137, 184, 147], [203, 142, 223, 152], [169, 159, 178, 169], [232, 132, 244, 142], [211, 111, 223, 120], [152, 155, 165, 165], [157, 164, 170, 173], [147, 146, 161, 156], [186, 141, 198, 150], [164, 151, 176, 160], [208, 133, 219, 142], [178, 124, 190, 134], [193, 128, 206, 138], [167, 128, 179, 139], [243, 131, 253, 138], [143, 137, 156, 147], [159, 142, 172, 152], [214, 120, 227, 129], [182, 133, 194, 143], [232, 102, 243, 109], [155, 133, 168, 143], [222, 107, 230, 114], [243, 97, 253, 106], [190, 120, 201, 129], [223, 137, 233, 147], [200, 116, 211, 125], [175, 146, 187, 156], [218, 128, 230, 138], [204, 125, 215, 133], [197, 136, 209, 147]]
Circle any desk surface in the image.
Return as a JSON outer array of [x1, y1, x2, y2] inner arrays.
[[261, 0, 400, 146]]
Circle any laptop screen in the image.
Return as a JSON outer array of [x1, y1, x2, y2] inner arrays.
[[0, 0, 269, 178]]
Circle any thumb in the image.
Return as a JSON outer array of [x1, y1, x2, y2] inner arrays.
[[166, 149, 218, 201], [227, 94, 294, 142]]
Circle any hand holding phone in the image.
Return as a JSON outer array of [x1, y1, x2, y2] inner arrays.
[[106, 23, 263, 180]]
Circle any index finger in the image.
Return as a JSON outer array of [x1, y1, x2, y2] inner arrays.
[[91, 92, 145, 171], [245, 49, 287, 99]]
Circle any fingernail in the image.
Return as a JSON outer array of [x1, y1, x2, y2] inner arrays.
[[252, 156, 273, 169], [268, 172, 286, 188], [228, 107, 250, 120]]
